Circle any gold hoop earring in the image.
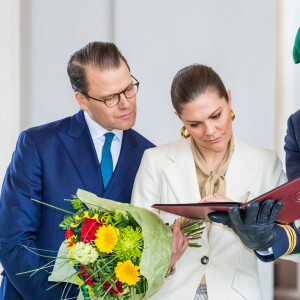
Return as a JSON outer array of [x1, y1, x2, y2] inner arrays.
[[181, 126, 190, 139], [231, 109, 235, 121]]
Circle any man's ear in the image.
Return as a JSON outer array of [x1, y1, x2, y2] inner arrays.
[[75, 92, 88, 111]]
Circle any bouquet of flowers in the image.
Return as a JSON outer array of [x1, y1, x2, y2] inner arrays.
[[29, 189, 204, 299]]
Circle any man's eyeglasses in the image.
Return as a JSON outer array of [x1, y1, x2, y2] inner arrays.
[[81, 75, 139, 108]]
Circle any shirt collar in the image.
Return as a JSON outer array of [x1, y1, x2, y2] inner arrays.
[[84, 111, 123, 141]]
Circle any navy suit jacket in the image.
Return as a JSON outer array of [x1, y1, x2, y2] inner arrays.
[[285, 109, 300, 181], [257, 110, 300, 262], [0, 110, 154, 300]]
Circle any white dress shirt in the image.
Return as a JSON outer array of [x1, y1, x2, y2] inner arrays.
[[84, 111, 123, 170]]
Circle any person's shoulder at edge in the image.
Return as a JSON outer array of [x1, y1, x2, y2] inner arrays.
[[286, 109, 300, 138], [289, 109, 300, 123], [234, 136, 287, 189], [234, 136, 279, 165], [11, 113, 80, 156], [22, 111, 81, 139]]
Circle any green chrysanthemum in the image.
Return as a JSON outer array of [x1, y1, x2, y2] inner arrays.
[[114, 209, 129, 221], [113, 226, 143, 263]]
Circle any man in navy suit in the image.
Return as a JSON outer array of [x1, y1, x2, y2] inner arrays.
[[0, 42, 154, 299], [209, 27, 300, 260]]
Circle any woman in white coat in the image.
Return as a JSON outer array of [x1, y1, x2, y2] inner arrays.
[[131, 64, 286, 300]]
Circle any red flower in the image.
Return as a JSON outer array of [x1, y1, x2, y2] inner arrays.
[[80, 218, 102, 243], [78, 266, 95, 286], [104, 280, 123, 294], [65, 229, 74, 240], [65, 229, 75, 248]]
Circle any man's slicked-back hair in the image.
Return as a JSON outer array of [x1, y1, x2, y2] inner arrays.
[[67, 42, 130, 94]]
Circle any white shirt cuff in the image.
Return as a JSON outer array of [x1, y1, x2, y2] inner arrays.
[[256, 247, 273, 256]]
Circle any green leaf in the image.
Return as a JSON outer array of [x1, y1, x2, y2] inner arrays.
[[70, 196, 83, 210], [48, 242, 77, 285]]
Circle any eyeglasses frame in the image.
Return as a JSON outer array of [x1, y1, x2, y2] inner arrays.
[[81, 75, 139, 108]]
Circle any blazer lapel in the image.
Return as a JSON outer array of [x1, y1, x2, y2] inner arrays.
[[226, 137, 256, 203], [210, 137, 257, 246], [163, 138, 209, 246], [163, 139, 200, 204], [57, 111, 104, 197]]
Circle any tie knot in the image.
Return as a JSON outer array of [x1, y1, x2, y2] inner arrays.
[[104, 132, 114, 145]]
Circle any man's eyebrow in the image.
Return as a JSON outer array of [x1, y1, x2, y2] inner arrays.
[[99, 80, 134, 99]]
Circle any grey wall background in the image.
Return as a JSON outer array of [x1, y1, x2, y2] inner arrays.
[[1, 0, 300, 299], [26, 0, 276, 150]]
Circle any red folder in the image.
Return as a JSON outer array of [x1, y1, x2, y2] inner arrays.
[[152, 177, 300, 225]]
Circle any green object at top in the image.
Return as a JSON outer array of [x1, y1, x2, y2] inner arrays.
[[293, 27, 300, 64]]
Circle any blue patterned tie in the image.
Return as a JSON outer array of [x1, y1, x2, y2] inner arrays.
[[100, 132, 114, 190]]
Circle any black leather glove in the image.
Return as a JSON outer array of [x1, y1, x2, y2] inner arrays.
[[208, 199, 284, 251]]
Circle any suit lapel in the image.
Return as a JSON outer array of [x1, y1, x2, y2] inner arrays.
[[57, 111, 104, 197], [102, 130, 137, 201]]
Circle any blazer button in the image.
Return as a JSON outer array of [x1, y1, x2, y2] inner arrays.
[[201, 256, 209, 265]]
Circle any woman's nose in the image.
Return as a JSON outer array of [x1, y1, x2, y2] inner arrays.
[[205, 122, 215, 135]]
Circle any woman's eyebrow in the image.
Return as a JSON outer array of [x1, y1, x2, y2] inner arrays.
[[186, 107, 222, 122], [209, 107, 222, 117]]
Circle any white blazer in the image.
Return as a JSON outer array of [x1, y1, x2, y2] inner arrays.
[[131, 136, 287, 300]]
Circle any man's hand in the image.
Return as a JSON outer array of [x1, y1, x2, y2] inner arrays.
[[168, 218, 189, 269], [208, 199, 284, 251]]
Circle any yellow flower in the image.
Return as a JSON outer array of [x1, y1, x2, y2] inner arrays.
[[94, 225, 119, 253], [71, 222, 80, 228], [75, 274, 93, 294], [66, 237, 76, 249], [72, 211, 101, 228], [100, 212, 111, 225], [76, 211, 100, 223], [75, 274, 85, 287], [114, 260, 141, 285]]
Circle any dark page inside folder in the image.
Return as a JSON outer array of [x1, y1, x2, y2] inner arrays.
[[152, 177, 300, 224]]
